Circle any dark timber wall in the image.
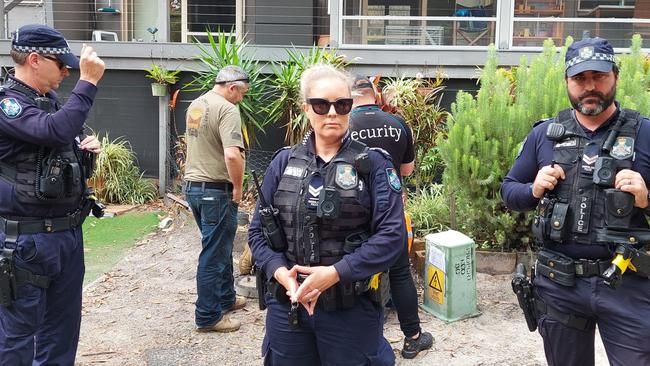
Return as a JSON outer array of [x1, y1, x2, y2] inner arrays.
[[56, 70, 479, 178]]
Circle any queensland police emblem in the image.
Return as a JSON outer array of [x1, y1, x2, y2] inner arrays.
[[579, 46, 594, 60], [335, 164, 358, 189], [0, 98, 22, 118], [386, 168, 401, 192], [610, 136, 634, 160]]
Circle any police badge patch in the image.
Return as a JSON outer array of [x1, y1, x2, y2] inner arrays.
[[0, 98, 22, 118], [579, 46, 594, 60], [610, 136, 634, 160], [386, 168, 401, 192], [335, 164, 357, 189]]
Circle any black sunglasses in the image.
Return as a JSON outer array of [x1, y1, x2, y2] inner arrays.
[[41, 55, 66, 70], [307, 97, 354, 115]]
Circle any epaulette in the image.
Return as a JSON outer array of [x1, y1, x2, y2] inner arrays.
[[369, 147, 392, 161], [533, 117, 552, 128], [271, 146, 291, 160]]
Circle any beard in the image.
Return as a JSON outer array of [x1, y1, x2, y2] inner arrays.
[[569, 85, 616, 116]]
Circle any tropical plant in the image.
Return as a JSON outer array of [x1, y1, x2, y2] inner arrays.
[[184, 31, 273, 146], [266, 45, 350, 145], [144, 64, 181, 85], [90, 135, 157, 205], [382, 74, 448, 188]]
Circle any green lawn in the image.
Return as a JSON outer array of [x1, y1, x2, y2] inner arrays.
[[82, 211, 160, 286]]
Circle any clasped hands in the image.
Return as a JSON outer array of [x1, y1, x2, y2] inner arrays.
[[533, 164, 649, 208], [274, 265, 340, 315]]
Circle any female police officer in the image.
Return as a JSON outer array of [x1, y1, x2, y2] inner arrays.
[[249, 64, 404, 365]]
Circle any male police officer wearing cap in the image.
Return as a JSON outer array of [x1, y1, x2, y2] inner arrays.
[[0, 24, 105, 365], [502, 37, 650, 365]]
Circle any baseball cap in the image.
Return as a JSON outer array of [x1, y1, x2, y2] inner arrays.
[[351, 74, 375, 91], [11, 24, 80, 69], [565, 37, 615, 77]]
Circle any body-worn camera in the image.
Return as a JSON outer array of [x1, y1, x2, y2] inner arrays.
[[79, 150, 96, 180], [39, 158, 66, 198], [593, 156, 616, 187], [317, 187, 340, 219]]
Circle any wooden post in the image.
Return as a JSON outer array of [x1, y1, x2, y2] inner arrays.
[[158, 94, 170, 197]]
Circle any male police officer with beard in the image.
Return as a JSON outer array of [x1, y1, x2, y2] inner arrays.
[[501, 37, 650, 365], [0, 24, 105, 365]]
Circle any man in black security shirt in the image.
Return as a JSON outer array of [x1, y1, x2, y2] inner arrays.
[[349, 76, 433, 359], [350, 77, 415, 176]]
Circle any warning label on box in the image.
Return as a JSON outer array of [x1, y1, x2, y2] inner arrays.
[[426, 264, 445, 304]]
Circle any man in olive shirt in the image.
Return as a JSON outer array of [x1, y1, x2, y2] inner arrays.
[[184, 65, 249, 332]]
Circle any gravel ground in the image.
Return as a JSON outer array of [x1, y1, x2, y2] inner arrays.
[[75, 208, 608, 366]]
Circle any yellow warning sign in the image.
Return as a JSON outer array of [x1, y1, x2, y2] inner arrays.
[[426, 264, 445, 304]]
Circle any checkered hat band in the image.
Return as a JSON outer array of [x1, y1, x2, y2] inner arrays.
[[565, 53, 615, 69], [11, 45, 71, 54]]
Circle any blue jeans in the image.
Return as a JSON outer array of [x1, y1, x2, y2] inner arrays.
[[0, 227, 85, 366], [186, 185, 238, 327]]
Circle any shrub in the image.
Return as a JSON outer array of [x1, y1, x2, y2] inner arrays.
[[90, 135, 157, 205], [406, 185, 450, 237], [438, 39, 570, 250]]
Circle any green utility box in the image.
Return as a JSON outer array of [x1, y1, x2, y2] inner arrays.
[[421, 230, 479, 322]]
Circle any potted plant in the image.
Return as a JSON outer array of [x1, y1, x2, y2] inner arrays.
[[144, 64, 181, 96]]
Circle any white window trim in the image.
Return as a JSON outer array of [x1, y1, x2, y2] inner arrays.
[[181, 0, 242, 43]]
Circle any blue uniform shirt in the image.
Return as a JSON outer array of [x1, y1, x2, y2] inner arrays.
[[249, 133, 405, 283], [501, 107, 650, 258], [0, 76, 98, 217]]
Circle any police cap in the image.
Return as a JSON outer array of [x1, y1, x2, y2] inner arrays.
[[11, 24, 80, 69], [565, 37, 615, 77]]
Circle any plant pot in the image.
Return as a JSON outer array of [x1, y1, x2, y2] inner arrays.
[[151, 83, 168, 97]]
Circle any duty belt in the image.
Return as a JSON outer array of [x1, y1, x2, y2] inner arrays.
[[0, 198, 94, 236], [0, 210, 87, 235], [536, 249, 612, 286], [267, 277, 369, 312]]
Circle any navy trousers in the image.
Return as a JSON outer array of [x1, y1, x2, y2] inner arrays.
[[0, 228, 85, 366], [535, 273, 650, 366], [186, 185, 238, 327], [262, 294, 395, 366]]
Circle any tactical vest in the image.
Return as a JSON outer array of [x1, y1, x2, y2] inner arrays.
[[273, 138, 371, 266], [0, 80, 84, 206], [533, 108, 649, 247]]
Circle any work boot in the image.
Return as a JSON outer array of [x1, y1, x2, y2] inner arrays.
[[401, 331, 434, 359], [196, 315, 241, 333], [225, 295, 247, 313]]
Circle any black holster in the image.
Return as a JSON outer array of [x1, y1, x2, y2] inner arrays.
[[254, 265, 267, 310], [511, 263, 537, 332], [0, 248, 16, 307]]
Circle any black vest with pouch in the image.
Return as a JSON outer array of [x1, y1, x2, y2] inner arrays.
[[534, 108, 648, 247], [273, 138, 371, 266], [0, 80, 84, 207]]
